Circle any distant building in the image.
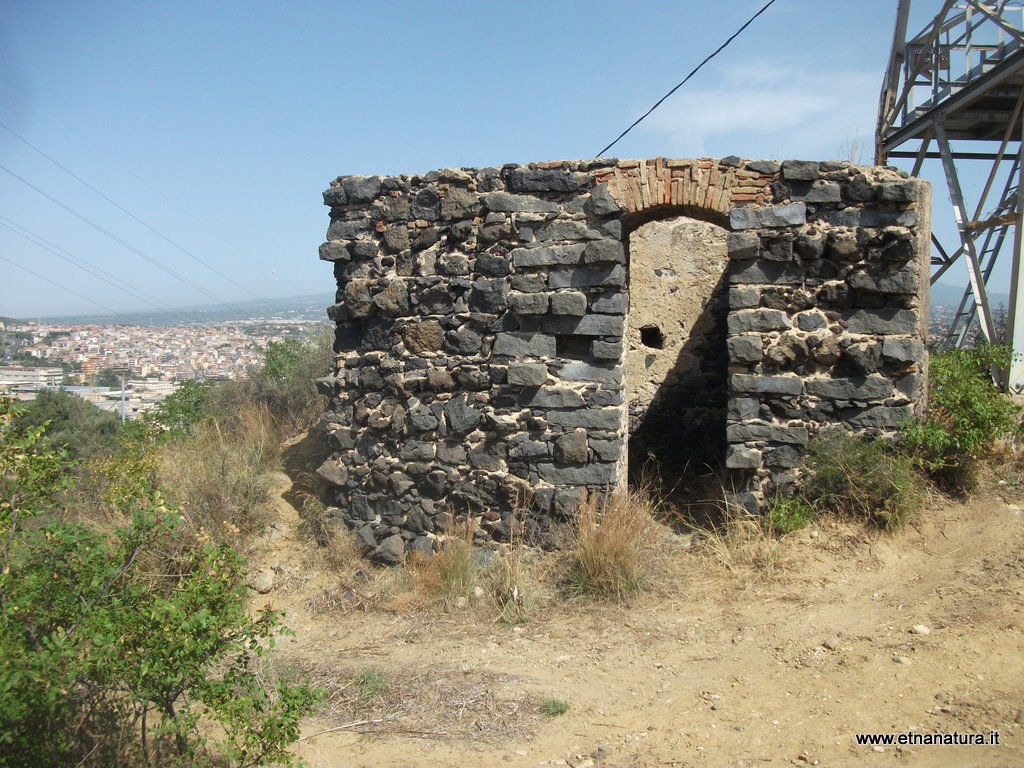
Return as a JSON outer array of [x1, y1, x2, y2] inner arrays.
[[0, 366, 63, 388]]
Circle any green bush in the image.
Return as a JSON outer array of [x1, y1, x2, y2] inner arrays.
[[802, 432, 922, 529], [18, 388, 120, 460], [0, 397, 320, 767], [767, 495, 814, 534], [901, 344, 1020, 493]]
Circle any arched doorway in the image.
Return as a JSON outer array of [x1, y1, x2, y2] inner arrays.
[[626, 215, 730, 501]]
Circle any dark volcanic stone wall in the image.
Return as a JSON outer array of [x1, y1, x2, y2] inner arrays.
[[315, 158, 930, 560]]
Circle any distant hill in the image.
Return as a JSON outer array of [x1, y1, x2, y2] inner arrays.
[[931, 282, 1010, 310], [17, 293, 337, 327]]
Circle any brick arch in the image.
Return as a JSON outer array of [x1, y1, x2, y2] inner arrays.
[[596, 157, 775, 232]]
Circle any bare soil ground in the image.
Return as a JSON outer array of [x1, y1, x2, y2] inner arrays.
[[249, 466, 1024, 768]]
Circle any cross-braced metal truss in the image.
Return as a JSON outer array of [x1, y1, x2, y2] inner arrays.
[[877, 0, 1024, 388]]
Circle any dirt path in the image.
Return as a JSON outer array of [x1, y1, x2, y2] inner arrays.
[[248, 472, 1024, 768]]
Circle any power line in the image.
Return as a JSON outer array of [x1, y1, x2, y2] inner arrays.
[[595, 0, 780, 158], [0, 162, 246, 314], [0, 253, 127, 319], [0, 216, 199, 326], [0, 119, 282, 312]]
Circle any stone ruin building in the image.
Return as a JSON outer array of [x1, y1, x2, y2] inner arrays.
[[313, 157, 930, 561]]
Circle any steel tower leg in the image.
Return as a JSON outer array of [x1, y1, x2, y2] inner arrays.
[[934, 120, 999, 344]]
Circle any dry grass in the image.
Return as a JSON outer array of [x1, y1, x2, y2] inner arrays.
[[567, 489, 658, 601], [158, 402, 281, 551], [688, 509, 787, 589], [274, 656, 543, 743], [405, 518, 479, 608]]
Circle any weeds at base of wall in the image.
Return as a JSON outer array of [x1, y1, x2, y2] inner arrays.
[[801, 431, 923, 530], [565, 490, 657, 602], [767, 495, 815, 535]]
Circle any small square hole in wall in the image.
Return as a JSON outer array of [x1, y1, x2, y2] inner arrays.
[[639, 324, 664, 349]]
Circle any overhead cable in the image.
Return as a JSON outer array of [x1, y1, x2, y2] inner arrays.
[[595, 0, 779, 157], [0, 253, 126, 318], [0, 119, 281, 312], [0, 162, 246, 313]]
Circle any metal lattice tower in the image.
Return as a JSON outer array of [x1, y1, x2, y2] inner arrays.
[[877, 0, 1024, 389]]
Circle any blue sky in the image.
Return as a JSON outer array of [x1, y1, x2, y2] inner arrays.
[[0, 0, 967, 319]]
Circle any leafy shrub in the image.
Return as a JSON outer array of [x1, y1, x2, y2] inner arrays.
[[901, 344, 1020, 493], [0, 397, 320, 767], [17, 388, 120, 459], [802, 432, 922, 529], [767, 495, 814, 534]]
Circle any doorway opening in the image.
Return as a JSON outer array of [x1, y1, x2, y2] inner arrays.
[[625, 215, 730, 517]]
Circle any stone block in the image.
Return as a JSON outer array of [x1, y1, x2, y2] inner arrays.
[[844, 404, 914, 427], [728, 232, 760, 260], [728, 334, 763, 364], [746, 160, 781, 174], [536, 462, 617, 485], [725, 445, 762, 469], [319, 241, 350, 262], [509, 292, 549, 315], [583, 239, 625, 264], [518, 387, 586, 408], [727, 396, 760, 420], [591, 293, 626, 314], [586, 183, 623, 216], [444, 326, 483, 355], [592, 340, 623, 360], [533, 220, 606, 242], [727, 309, 792, 334], [728, 260, 805, 285], [876, 264, 918, 294], [476, 252, 511, 277], [408, 405, 439, 430], [730, 374, 803, 396], [542, 314, 623, 336], [726, 423, 809, 444], [548, 408, 622, 430], [549, 265, 625, 288], [559, 362, 623, 384], [507, 362, 548, 386], [554, 428, 589, 463], [481, 191, 560, 212], [877, 181, 920, 203], [508, 168, 590, 193], [511, 244, 586, 267], [782, 160, 820, 181], [881, 337, 924, 362], [342, 175, 382, 204], [805, 375, 894, 400], [729, 286, 760, 308], [803, 180, 842, 203], [762, 234, 794, 262], [589, 438, 622, 461], [440, 187, 482, 220], [492, 332, 557, 357], [550, 291, 587, 316], [796, 311, 827, 331], [764, 445, 801, 468], [404, 320, 444, 353], [729, 202, 807, 230], [443, 395, 482, 434], [843, 309, 918, 335]]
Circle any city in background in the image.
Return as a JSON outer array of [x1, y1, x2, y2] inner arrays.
[[0, 292, 333, 419]]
